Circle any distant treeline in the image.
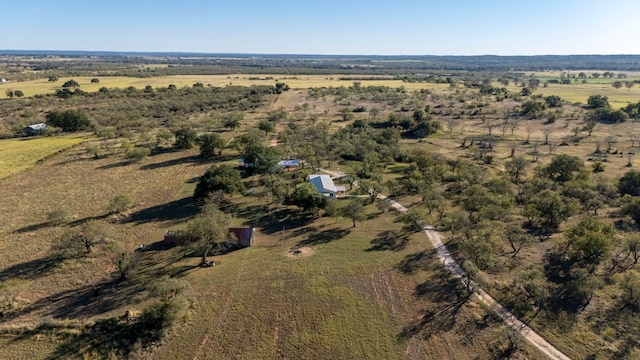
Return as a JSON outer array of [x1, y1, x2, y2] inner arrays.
[[2, 52, 640, 79]]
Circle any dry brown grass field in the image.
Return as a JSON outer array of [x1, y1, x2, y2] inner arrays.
[[1, 75, 640, 359]]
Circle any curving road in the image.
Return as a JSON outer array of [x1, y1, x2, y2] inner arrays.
[[378, 195, 571, 360]]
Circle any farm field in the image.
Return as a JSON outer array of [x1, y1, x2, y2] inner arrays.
[[0, 75, 449, 98], [0, 134, 90, 180], [4, 73, 640, 108]]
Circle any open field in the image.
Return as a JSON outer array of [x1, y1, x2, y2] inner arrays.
[[0, 75, 450, 98], [0, 134, 90, 180], [0, 139, 543, 359]]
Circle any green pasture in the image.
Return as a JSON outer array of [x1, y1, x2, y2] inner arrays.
[[0, 135, 89, 180]]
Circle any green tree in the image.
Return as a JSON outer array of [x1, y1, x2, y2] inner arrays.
[[617, 270, 640, 311], [506, 155, 529, 181], [48, 75, 58, 82], [52, 220, 112, 257], [338, 107, 354, 122], [267, 107, 288, 123], [45, 109, 92, 132], [583, 119, 596, 136], [359, 179, 383, 204], [13, 90, 23, 98], [618, 170, 640, 196], [194, 164, 245, 201], [612, 81, 623, 90], [91, 78, 100, 84], [587, 95, 609, 109], [258, 120, 275, 135], [174, 127, 197, 150], [527, 190, 575, 232], [275, 82, 290, 94], [341, 198, 366, 227], [186, 203, 232, 265], [543, 154, 585, 183], [198, 133, 225, 158], [62, 79, 80, 88], [564, 218, 616, 272], [5, 90, 14, 99], [223, 111, 243, 130], [622, 197, 640, 225], [287, 182, 327, 214], [107, 242, 139, 281]]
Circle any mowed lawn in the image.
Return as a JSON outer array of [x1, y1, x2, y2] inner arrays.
[[0, 135, 90, 180]]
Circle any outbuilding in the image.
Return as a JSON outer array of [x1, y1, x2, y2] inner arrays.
[[23, 123, 47, 136], [309, 174, 346, 199]]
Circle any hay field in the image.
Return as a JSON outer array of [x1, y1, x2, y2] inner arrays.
[[0, 75, 449, 98], [0, 135, 90, 180]]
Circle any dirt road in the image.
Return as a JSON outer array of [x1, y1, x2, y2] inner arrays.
[[380, 195, 572, 360]]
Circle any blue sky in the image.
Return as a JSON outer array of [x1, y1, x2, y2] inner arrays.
[[4, 0, 640, 55]]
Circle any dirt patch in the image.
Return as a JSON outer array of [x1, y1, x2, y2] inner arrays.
[[286, 247, 314, 259]]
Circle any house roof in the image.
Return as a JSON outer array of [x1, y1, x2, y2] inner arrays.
[[228, 227, 254, 241], [26, 123, 47, 130], [335, 186, 347, 192], [278, 159, 299, 167], [309, 174, 337, 193]]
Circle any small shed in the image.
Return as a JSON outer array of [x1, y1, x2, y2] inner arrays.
[[228, 227, 255, 247], [23, 123, 47, 136], [278, 159, 299, 171], [0, 78, 6, 84]]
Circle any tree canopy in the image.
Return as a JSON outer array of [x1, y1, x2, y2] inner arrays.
[[194, 164, 245, 201], [45, 109, 92, 132]]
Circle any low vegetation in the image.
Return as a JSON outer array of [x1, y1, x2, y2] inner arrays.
[[2, 54, 640, 358]]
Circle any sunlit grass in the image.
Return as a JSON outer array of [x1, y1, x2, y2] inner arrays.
[[0, 135, 90, 180]]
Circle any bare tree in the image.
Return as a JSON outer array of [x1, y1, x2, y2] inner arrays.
[[445, 118, 460, 134], [542, 127, 552, 145], [628, 151, 635, 167], [605, 136, 617, 153], [486, 121, 498, 135], [573, 126, 581, 137], [501, 119, 509, 136], [548, 143, 557, 155], [509, 118, 520, 135], [629, 134, 639, 148], [509, 143, 517, 157], [524, 125, 533, 144]]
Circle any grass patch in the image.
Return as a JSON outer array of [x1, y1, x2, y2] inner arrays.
[[0, 135, 90, 180]]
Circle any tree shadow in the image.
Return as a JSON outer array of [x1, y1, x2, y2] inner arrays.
[[399, 263, 471, 340], [366, 230, 409, 252], [296, 228, 351, 246], [96, 161, 133, 170], [125, 197, 198, 225], [246, 207, 315, 235], [396, 249, 438, 275], [0, 257, 61, 282], [12, 222, 51, 234], [138, 155, 202, 170], [3, 277, 147, 322]]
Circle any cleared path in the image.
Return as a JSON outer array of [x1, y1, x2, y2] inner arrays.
[[379, 195, 571, 360]]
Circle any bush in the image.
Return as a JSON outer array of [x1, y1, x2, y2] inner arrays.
[[108, 194, 134, 214], [125, 147, 150, 162]]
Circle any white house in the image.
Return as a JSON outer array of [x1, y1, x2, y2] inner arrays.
[[309, 174, 346, 199], [0, 78, 6, 84]]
